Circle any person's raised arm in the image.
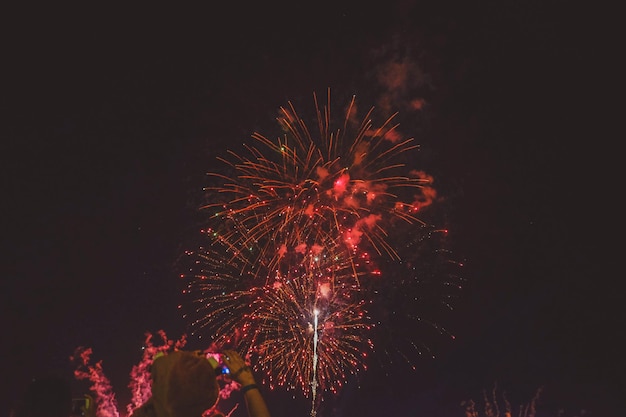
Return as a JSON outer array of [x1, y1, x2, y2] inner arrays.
[[221, 350, 271, 417]]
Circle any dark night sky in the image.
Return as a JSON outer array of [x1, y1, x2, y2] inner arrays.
[[1, 2, 621, 417]]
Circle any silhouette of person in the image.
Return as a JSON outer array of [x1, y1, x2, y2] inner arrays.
[[130, 349, 270, 417]]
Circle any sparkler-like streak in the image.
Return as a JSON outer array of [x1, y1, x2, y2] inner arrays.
[[311, 308, 319, 417], [182, 89, 460, 411]]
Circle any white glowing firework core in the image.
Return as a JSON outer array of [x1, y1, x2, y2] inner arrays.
[[311, 308, 319, 416]]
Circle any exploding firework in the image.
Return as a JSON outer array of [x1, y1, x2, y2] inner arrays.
[[197, 91, 431, 271], [182, 89, 459, 407], [186, 229, 371, 398]]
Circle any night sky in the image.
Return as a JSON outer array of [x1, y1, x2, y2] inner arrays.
[[2, 2, 621, 417]]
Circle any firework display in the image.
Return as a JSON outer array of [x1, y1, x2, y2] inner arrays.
[[182, 90, 461, 406]]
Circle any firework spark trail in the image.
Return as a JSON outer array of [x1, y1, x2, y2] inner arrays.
[[183, 89, 455, 404], [311, 308, 319, 417], [72, 347, 121, 417]]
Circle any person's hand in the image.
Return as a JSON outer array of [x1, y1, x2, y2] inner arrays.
[[220, 350, 272, 417], [221, 350, 256, 386]]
